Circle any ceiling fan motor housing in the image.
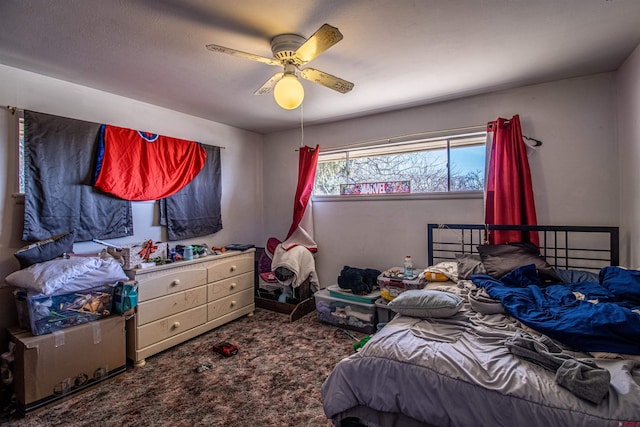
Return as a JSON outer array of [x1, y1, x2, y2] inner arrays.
[[271, 34, 305, 64]]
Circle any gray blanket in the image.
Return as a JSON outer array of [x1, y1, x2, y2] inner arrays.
[[322, 283, 640, 427]]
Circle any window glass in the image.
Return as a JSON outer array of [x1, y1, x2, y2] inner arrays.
[[313, 132, 486, 196]]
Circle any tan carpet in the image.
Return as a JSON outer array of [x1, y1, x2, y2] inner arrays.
[[2, 308, 364, 427]]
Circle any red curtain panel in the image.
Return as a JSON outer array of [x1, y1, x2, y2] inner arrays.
[[286, 145, 320, 241], [484, 115, 539, 245]]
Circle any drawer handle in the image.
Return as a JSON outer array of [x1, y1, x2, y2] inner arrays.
[[171, 279, 180, 287], [172, 321, 181, 329], [230, 300, 236, 307], [230, 265, 237, 272], [230, 282, 237, 290]]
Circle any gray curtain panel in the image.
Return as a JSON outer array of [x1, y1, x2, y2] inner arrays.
[[161, 144, 222, 241], [23, 110, 133, 242]]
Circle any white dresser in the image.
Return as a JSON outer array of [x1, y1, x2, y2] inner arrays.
[[125, 249, 255, 366]]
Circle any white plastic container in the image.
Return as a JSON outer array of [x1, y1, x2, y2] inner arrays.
[[314, 289, 377, 334]]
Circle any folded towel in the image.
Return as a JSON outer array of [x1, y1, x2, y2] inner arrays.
[[556, 359, 611, 404]]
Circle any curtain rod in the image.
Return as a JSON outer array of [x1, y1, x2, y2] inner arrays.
[[296, 122, 543, 152], [298, 124, 486, 153], [6, 105, 226, 149]]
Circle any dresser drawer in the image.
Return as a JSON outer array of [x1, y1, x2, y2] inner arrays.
[[206, 253, 253, 282], [135, 265, 207, 302], [207, 288, 253, 321], [136, 286, 207, 326], [136, 305, 207, 349], [207, 271, 253, 302]]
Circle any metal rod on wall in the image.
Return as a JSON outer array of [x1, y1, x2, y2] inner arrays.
[[6, 106, 226, 149]]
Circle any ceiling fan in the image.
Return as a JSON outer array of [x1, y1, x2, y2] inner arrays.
[[206, 23, 354, 110]]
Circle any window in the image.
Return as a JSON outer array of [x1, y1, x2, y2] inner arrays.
[[313, 131, 486, 196]]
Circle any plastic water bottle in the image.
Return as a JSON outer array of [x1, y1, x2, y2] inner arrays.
[[183, 245, 194, 261], [404, 255, 413, 279]]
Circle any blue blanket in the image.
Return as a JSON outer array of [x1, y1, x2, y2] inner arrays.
[[472, 265, 640, 354]]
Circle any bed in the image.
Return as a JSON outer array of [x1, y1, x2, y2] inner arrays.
[[321, 224, 640, 427]]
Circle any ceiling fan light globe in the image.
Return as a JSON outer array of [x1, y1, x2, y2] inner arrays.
[[274, 75, 304, 110]]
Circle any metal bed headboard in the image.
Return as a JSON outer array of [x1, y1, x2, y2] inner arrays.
[[427, 224, 619, 272]]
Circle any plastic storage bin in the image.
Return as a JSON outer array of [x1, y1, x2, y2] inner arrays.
[[378, 268, 426, 301], [15, 284, 115, 336], [314, 288, 377, 334]]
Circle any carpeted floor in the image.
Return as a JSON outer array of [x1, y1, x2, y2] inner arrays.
[[1, 308, 365, 427]]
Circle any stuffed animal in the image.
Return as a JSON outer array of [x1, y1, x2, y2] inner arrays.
[[337, 266, 382, 295]]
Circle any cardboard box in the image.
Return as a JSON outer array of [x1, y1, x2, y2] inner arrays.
[[9, 315, 126, 415], [108, 241, 167, 270]]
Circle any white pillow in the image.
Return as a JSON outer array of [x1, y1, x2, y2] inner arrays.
[[387, 289, 464, 318], [5, 256, 126, 295]]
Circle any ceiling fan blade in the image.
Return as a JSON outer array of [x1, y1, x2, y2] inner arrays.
[[293, 24, 343, 64], [206, 44, 280, 66], [300, 68, 354, 94], [254, 72, 284, 95]]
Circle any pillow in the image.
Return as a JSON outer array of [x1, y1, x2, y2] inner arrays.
[[387, 289, 464, 318], [456, 253, 486, 279], [599, 266, 640, 305], [555, 268, 599, 284], [14, 230, 75, 269], [5, 256, 103, 295], [477, 242, 563, 284]]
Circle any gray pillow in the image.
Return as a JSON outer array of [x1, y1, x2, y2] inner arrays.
[[456, 253, 486, 279], [14, 230, 75, 269], [477, 242, 563, 284], [387, 289, 464, 318]]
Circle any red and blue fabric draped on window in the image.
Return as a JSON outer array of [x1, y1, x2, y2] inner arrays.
[[94, 124, 207, 201], [484, 115, 539, 245]]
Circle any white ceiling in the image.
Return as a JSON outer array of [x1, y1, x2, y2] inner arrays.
[[1, 0, 640, 134]]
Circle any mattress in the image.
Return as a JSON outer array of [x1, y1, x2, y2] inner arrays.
[[321, 281, 640, 427]]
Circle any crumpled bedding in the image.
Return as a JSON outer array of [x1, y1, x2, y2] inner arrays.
[[321, 281, 640, 427], [471, 264, 640, 354], [4, 256, 128, 295]]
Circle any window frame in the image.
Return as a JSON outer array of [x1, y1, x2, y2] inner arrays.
[[312, 130, 487, 201]]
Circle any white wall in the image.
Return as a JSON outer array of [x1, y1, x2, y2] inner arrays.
[[0, 65, 264, 347], [617, 43, 640, 268], [263, 73, 620, 287]]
